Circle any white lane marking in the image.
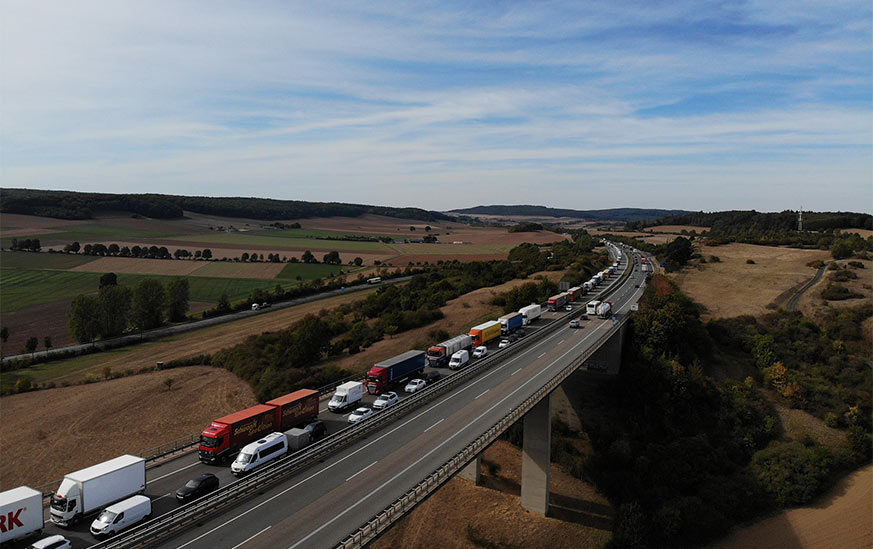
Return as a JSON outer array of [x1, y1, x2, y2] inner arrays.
[[153, 492, 173, 502], [537, 352, 546, 359], [187, 308, 593, 547], [474, 389, 489, 400], [511, 368, 522, 376], [346, 461, 378, 482], [559, 339, 565, 344], [424, 418, 444, 432], [150, 461, 199, 482], [287, 326, 603, 549], [230, 526, 271, 549]]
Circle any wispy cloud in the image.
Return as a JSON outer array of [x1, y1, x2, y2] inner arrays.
[[2, 0, 870, 212]]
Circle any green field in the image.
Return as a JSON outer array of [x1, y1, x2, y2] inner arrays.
[[0, 250, 98, 269], [1, 224, 181, 246], [173, 232, 393, 252], [0, 268, 309, 312], [276, 263, 347, 279]]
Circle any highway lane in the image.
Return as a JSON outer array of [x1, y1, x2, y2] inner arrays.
[[159, 255, 644, 549], [29, 248, 635, 549]]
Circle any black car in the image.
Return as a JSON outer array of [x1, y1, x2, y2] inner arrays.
[[423, 370, 441, 384], [304, 420, 327, 441], [516, 328, 526, 338], [176, 473, 219, 503]]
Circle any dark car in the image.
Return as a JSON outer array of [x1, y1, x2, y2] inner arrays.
[[516, 328, 526, 338], [508, 333, 519, 342], [176, 473, 219, 503], [423, 371, 441, 384], [304, 420, 327, 441]]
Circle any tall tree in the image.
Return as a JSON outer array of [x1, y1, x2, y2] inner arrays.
[[131, 279, 165, 330], [99, 272, 118, 288], [322, 251, 341, 265], [202, 248, 212, 260], [68, 295, 101, 344], [99, 284, 132, 337], [165, 278, 190, 322], [0, 327, 8, 343], [24, 336, 38, 357], [301, 250, 316, 263]]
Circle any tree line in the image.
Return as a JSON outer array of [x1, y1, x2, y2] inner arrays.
[[0, 188, 451, 222], [578, 275, 870, 547], [67, 273, 190, 344], [627, 209, 873, 232]]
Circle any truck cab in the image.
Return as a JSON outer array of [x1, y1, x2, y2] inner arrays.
[[365, 367, 390, 395], [49, 483, 81, 527], [425, 345, 447, 368], [199, 423, 231, 464]]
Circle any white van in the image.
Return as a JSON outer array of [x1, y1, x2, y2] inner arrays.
[[89, 495, 151, 539], [231, 432, 288, 477], [448, 350, 469, 370], [328, 381, 364, 412]]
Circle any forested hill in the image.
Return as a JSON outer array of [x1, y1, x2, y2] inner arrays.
[[626, 210, 873, 232], [450, 205, 689, 222], [0, 188, 452, 222]]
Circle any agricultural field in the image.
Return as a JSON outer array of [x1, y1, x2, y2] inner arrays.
[[669, 243, 831, 319]]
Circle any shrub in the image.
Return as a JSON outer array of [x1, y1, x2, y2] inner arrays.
[[746, 259, 756, 264], [710, 256, 721, 263], [750, 441, 834, 506], [821, 283, 862, 301], [847, 260, 865, 269]]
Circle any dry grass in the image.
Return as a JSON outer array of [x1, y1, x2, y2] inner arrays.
[[644, 224, 709, 233], [840, 229, 873, 238], [796, 258, 873, 319], [319, 271, 565, 375], [711, 464, 872, 549], [671, 243, 831, 319], [374, 440, 612, 549], [0, 366, 256, 490]]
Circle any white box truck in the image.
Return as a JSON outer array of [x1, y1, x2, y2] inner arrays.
[[0, 486, 43, 544], [328, 381, 364, 412], [518, 304, 542, 325], [50, 455, 146, 527]]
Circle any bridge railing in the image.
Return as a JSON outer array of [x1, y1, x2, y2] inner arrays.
[[337, 315, 631, 548], [89, 244, 635, 549]]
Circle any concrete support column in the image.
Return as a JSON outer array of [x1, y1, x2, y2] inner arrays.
[[459, 454, 481, 485], [521, 394, 551, 515]]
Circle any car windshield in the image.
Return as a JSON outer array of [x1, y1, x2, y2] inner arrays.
[[355, 408, 368, 414], [200, 435, 221, 448], [330, 394, 344, 404], [236, 452, 253, 464], [97, 510, 117, 523], [50, 495, 66, 511], [185, 479, 201, 489]]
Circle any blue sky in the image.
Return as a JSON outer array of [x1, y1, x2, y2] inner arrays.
[[2, 1, 871, 213]]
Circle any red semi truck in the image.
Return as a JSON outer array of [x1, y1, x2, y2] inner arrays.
[[199, 390, 319, 463], [366, 350, 425, 394]]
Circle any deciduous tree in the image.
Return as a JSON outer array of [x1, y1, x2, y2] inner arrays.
[[131, 279, 165, 330], [69, 294, 101, 344], [165, 278, 190, 322]]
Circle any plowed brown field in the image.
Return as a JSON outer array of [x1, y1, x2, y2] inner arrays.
[[0, 366, 256, 490]]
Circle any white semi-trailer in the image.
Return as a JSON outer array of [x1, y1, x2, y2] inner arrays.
[[518, 304, 542, 325], [50, 455, 146, 527], [597, 301, 613, 318], [0, 486, 43, 544]]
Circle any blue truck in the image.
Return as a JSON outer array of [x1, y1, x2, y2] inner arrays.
[[499, 312, 524, 335], [366, 350, 426, 394]]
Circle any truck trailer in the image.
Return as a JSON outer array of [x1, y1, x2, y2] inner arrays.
[[518, 304, 541, 325], [498, 312, 523, 335], [199, 404, 277, 464], [0, 486, 43, 543], [366, 350, 426, 394], [547, 293, 569, 311], [597, 301, 612, 318], [265, 389, 319, 432], [469, 320, 502, 346], [426, 334, 472, 368], [50, 455, 146, 527]]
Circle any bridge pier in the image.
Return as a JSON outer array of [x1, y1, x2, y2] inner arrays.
[[459, 454, 481, 485], [583, 319, 628, 375], [521, 394, 551, 515]]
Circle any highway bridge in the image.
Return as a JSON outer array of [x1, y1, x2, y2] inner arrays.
[[32, 244, 649, 549]]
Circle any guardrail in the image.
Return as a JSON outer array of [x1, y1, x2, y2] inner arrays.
[[337, 316, 631, 549], [89, 245, 633, 549]]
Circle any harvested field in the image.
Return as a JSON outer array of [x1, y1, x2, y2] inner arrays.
[[374, 440, 612, 549], [293, 215, 451, 235], [644, 224, 709, 233], [711, 464, 872, 549], [187, 261, 287, 279], [380, 253, 506, 265], [0, 213, 90, 230], [320, 272, 565, 375], [0, 366, 256, 490], [3, 287, 382, 385], [588, 229, 679, 244], [0, 298, 77, 353], [70, 256, 205, 276], [671, 243, 831, 319], [841, 228, 873, 238]]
